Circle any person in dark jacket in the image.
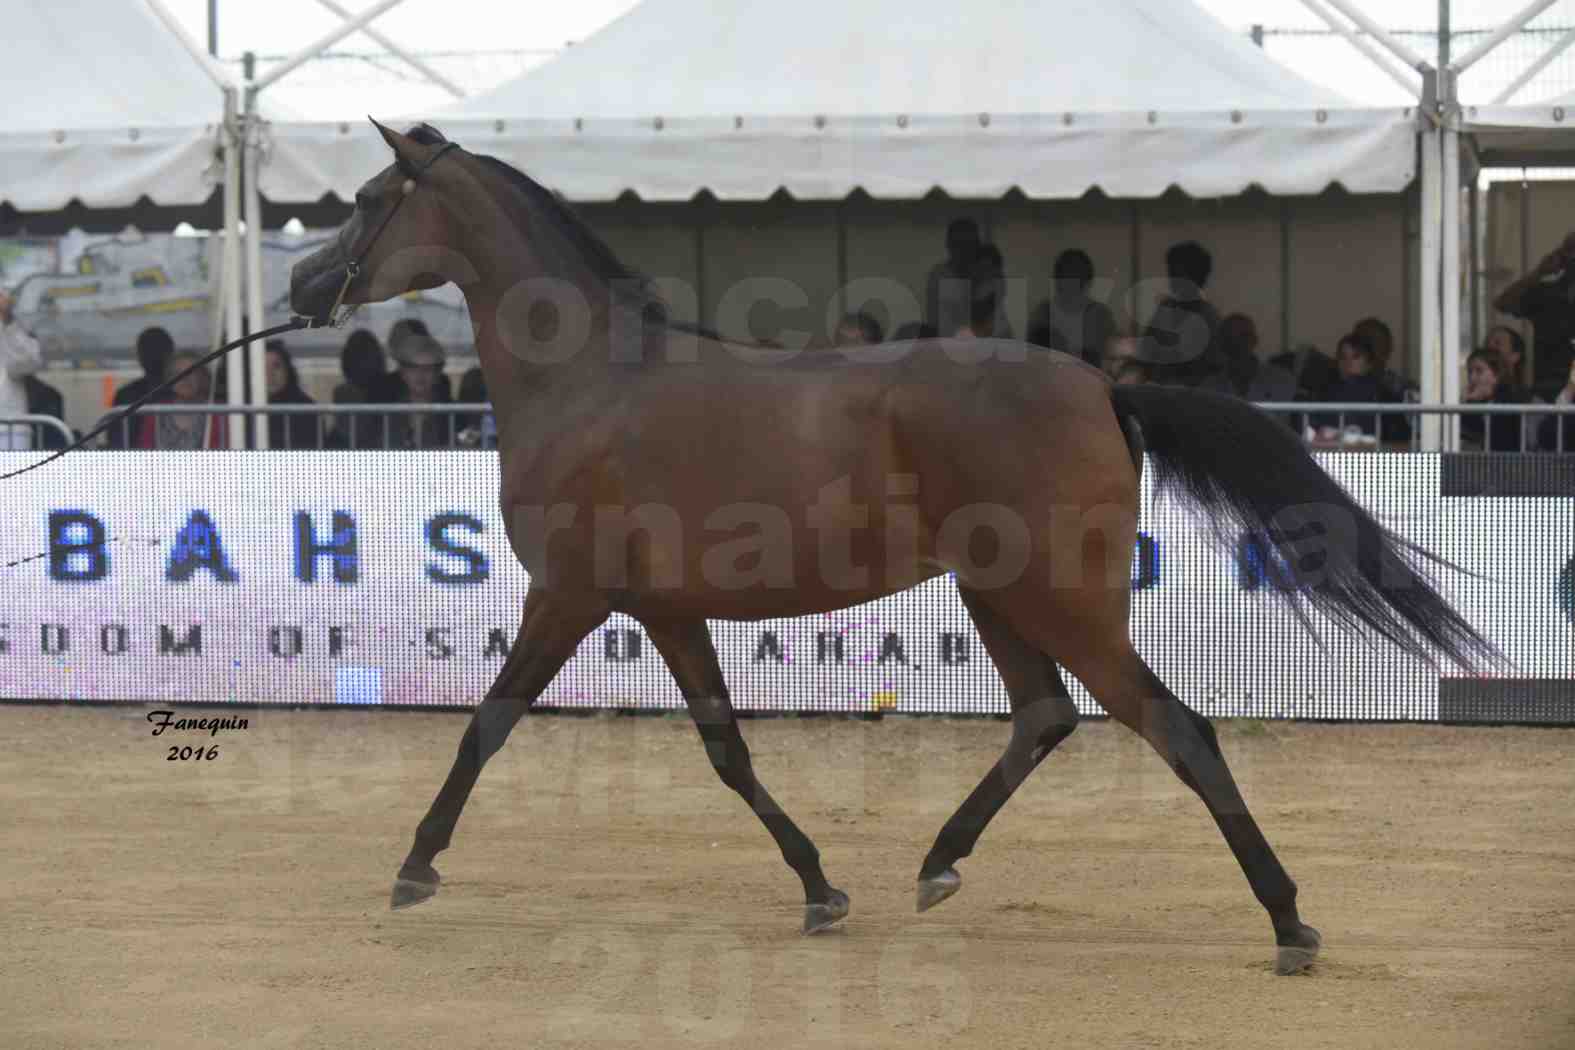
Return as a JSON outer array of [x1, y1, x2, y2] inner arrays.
[[264, 340, 320, 449], [24, 374, 69, 450], [329, 329, 400, 448], [1460, 347, 1531, 452], [1311, 331, 1411, 443]]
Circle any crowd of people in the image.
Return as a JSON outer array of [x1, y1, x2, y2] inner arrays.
[[2, 218, 1573, 452], [829, 217, 1573, 452]]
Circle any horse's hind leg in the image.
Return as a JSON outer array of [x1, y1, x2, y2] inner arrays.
[[916, 586, 1079, 913], [1068, 642, 1321, 974], [642, 615, 848, 935], [391, 589, 607, 909]]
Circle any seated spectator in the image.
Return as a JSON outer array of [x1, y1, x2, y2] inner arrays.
[[833, 311, 884, 348], [329, 328, 399, 448], [113, 326, 175, 407], [456, 365, 495, 449], [386, 319, 454, 402], [387, 333, 454, 449], [134, 351, 226, 450], [1537, 360, 1575, 453], [1026, 249, 1117, 367], [1268, 344, 1340, 402], [264, 340, 320, 450], [0, 286, 44, 451], [1485, 324, 1530, 394], [1310, 331, 1411, 443], [1351, 316, 1417, 402], [1460, 347, 1531, 452], [926, 218, 982, 339], [962, 244, 1012, 339], [24, 374, 69, 450], [1198, 313, 1297, 404], [1141, 241, 1222, 386]]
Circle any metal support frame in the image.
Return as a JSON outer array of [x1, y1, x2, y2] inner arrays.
[[1300, 0, 1423, 97], [221, 91, 247, 448], [252, 0, 409, 92], [1492, 24, 1575, 103], [1420, 118, 1443, 452], [1442, 121, 1462, 451], [1314, 0, 1434, 72], [1448, 0, 1559, 75], [314, 0, 466, 98], [243, 89, 270, 450]]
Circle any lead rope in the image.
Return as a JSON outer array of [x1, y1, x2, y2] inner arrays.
[[1, 139, 463, 484], [0, 317, 320, 482]]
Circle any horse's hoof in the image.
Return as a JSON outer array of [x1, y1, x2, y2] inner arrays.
[[1274, 923, 1322, 975], [390, 864, 441, 911], [916, 868, 961, 913], [802, 888, 850, 935]]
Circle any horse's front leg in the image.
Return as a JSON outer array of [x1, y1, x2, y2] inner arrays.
[[392, 589, 607, 909], [643, 616, 848, 935]]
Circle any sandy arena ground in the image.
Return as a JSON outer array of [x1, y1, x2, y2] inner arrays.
[[3, 704, 1573, 1049]]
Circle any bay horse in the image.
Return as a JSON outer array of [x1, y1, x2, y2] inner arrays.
[[291, 121, 1497, 975]]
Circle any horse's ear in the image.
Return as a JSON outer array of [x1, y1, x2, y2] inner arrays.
[[369, 117, 426, 172]]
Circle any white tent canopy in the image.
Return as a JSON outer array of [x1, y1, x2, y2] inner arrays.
[[1461, 91, 1575, 169], [0, 0, 237, 211], [260, 0, 1419, 203]]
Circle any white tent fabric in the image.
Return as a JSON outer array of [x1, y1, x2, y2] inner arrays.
[[1461, 91, 1575, 168], [0, 0, 237, 210], [259, 0, 1419, 203]]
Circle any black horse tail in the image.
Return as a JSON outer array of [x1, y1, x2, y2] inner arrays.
[[1109, 384, 1503, 673]]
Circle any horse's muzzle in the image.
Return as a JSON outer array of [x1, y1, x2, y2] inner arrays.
[[289, 244, 350, 322]]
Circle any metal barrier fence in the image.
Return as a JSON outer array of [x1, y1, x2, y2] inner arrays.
[[84, 403, 498, 451], [0, 414, 76, 451], [7, 401, 1575, 453]]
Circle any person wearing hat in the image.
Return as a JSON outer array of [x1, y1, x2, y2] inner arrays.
[[388, 331, 453, 448]]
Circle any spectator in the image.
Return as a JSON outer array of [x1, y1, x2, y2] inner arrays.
[[264, 340, 320, 450], [0, 286, 44, 451], [1351, 316, 1415, 401], [1494, 231, 1575, 400], [456, 365, 496, 449], [1311, 331, 1410, 443], [1026, 249, 1117, 367], [1485, 324, 1530, 393], [1269, 344, 1339, 402], [24, 375, 69, 450], [1537, 359, 1575, 453], [134, 351, 226, 450], [1198, 313, 1297, 404], [926, 218, 982, 339], [1141, 241, 1221, 385], [387, 333, 454, 449], [1460, 347, 1531, 452], [330, 328, 398, 448], [833, 311, 884, 348], [113, 326, 176, 407], [963, 243, 1012, 339]]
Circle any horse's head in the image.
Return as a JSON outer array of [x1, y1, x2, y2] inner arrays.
[[289, 120, 476, 324]]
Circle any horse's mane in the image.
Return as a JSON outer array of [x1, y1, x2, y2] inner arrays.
[[403, 123, 680, 326]]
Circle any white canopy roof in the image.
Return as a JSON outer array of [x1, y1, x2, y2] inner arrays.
[[1462, 90, 1575, 169], [0, 0, 238, 211], [260, 0, 1418, 204]]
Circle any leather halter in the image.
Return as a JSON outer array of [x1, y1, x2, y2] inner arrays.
[[321, 140, 461, 328]]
